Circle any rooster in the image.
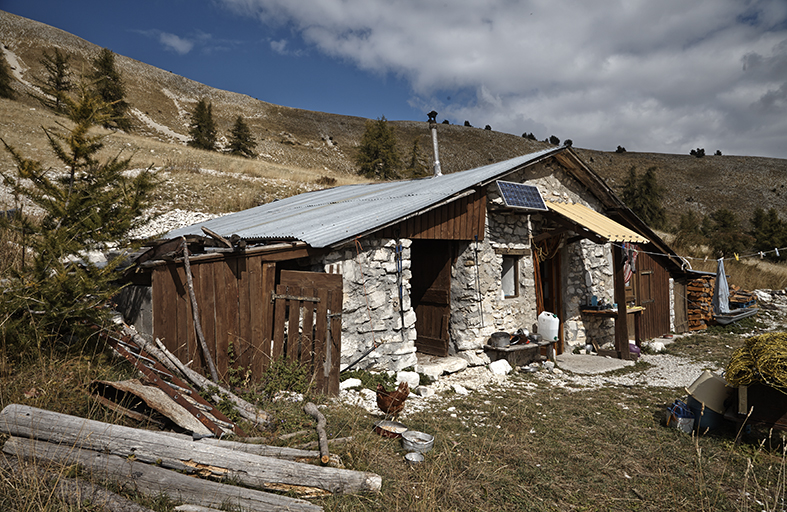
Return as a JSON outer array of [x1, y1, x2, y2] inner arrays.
[[376, 381, 409, 418]]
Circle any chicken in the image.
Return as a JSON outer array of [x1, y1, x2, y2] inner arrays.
[[376, 381, 409, 417]]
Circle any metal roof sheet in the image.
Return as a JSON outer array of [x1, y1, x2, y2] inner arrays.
[[546, 200, 649, 244], [166, 147, 561, 248]]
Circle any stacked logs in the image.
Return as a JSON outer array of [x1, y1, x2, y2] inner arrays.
[[687, 275, 714, 331]]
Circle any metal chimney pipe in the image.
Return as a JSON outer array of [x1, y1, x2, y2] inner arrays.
[[427, 110, 442, 177]]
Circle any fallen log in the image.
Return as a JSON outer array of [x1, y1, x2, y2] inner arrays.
[[303, 402, 330, 464], [161, 432, 344, 468], [120, 325, 272, 427], [0, 455, 155, 512], [296, 436, 354, 451], [0, 404, 381, 495], [2, 437, 322, 511]]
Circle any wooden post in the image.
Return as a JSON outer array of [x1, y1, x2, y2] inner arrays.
[[612, 244, 631, 359], [181, 237, 219, 382]]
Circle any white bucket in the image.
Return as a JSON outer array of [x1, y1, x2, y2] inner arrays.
[[538, 311, 560, 341]]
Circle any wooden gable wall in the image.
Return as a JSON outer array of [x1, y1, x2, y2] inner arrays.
[[381, 189, 486, 241]]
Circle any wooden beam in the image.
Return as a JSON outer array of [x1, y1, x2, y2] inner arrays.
[[612, 244, 631, 359]]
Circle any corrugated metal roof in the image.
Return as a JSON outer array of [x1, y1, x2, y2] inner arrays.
[[166, 147, 562, 248], [546, 200, 649, 244]]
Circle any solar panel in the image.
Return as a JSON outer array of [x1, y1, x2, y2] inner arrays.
[[496, 181, 548, 211]]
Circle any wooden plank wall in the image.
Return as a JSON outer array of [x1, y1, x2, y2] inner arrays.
[[151, 258, 341, 395], [636, 251, 672, 339], [152, 254, 277, 386], [382, 189, 486, 240]]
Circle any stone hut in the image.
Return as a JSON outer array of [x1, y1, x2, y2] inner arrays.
[[120, 147, 688, 391]]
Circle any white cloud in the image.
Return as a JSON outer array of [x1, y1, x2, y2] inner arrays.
[[269, 38, 304, 56], [220, 0, 787, 158], [159, 32, 195, 55]]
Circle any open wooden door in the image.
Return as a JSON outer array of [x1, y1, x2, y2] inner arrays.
[[537, 241, 564, 354], [410, 240, 452, 356]]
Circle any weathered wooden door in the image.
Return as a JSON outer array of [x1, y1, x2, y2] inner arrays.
[[411, 240, 452, 356], [538, 246, 564, 354], [272, 270, 343, 395]]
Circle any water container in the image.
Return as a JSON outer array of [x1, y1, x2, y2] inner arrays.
[[537, 311, 560, 341]]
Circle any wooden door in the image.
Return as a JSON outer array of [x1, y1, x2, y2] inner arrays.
[[538, 247, 564, 354], [411, 240, 452, 356], [272, 270, 343, 395]]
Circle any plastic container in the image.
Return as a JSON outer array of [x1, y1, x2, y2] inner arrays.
[[685, 370, 730, 415], [537, 311, 560, 342], [667, 399, 695, 434], [687, 396, 724, 433]]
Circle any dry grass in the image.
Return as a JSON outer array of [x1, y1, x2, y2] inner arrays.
[[2, 332, 787, 511]]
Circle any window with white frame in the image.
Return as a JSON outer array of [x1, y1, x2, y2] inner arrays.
[[502, 255, 519, 298]]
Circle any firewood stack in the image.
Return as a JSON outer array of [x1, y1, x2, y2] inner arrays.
[[687, 278, 758, 331], [729, 285, 757, 309], [687, 275, 714, 331]]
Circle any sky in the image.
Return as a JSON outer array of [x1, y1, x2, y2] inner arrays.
[[2, 0, 787, 159]]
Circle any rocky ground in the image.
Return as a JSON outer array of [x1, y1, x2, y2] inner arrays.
[[335, 289, 787, 422]]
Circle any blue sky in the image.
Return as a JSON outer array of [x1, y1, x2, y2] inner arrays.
[[3, 0, 787, 159]]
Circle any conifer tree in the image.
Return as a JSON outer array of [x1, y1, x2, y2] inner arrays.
[[188, 98, 217, 151], [227, 115, 256, 158], [674, 209, 706, 249], [37, 48, 74, 112], [620, 166, 666, 229], [90, 48, 131, 130], [0, 86, 155, 351], [704, 209, 753, 257], [0, 49, 15, 99], [750, 208, 786, 261], [355, 116, 401, 179], [405, 139, 428, 177]]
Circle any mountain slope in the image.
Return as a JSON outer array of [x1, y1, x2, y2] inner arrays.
[[1, 9, 785, 228]]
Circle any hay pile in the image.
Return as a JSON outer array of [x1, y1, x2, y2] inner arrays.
[[726, 332, 787, 390]]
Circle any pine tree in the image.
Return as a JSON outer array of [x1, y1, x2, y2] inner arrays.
[[636, 167, 667, 229], [0, 48, 15, 99], [0, 86, 155, 351], [674, 209, 706, 249], [188, 98, 217, 151], [621, 166, 639, 209], [37, 48, 74, 112], [704, 209, 754, 257], [90, 48, 131, 130], [621, 166, 666, 229], [405, 139, 428, 177], [227, 115, 256, 158], [355, 116, 401, 179], [750, 208, 786, 261]]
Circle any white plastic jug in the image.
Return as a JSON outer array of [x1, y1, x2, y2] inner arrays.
[[538, 311, 560, 341]]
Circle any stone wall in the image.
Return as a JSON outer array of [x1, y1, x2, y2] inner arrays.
[[309, 159, 634, 368], [449, 159, 618, 356], [317, 237, 418, 372], [562, 239, 615, 349]]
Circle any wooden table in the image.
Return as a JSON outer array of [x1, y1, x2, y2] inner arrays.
[[580, 306, 645, 359]]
